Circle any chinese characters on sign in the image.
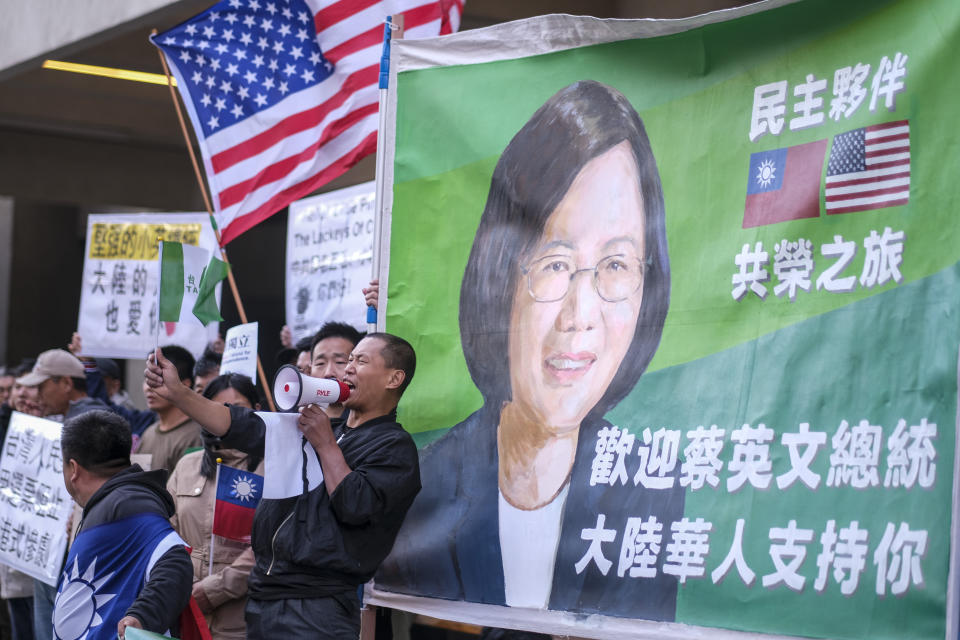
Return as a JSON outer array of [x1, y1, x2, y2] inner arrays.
[[286, 182, 375, 342], [0, 413, 73, 586], [77, 214, 221, 358], [578, 418, 935, 596], [219, 322, 259, 383], [749, 52, 908, 142], [732, 227, 904, 301]]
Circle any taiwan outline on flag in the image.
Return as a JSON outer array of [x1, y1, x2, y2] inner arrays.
[[213, 464, 264, 544], [742, 139, 828, 228]]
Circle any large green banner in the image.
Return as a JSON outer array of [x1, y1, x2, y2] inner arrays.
[[368, 1, 960, 638]]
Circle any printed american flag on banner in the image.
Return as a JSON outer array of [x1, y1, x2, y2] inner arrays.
[[152, 0, 464, 245], [824, 120, 910, 215]]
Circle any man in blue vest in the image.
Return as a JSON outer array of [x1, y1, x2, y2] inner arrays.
[[54, 410, 192, 640]]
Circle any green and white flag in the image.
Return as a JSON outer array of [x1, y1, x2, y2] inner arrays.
[[158, 241, 229, 326]]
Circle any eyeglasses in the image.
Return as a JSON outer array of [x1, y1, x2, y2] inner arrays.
[[520, 254, 648, 303]]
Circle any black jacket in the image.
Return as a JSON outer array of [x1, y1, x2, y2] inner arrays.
[[78, 465, 193, 632], [220, 406, 421, 600]]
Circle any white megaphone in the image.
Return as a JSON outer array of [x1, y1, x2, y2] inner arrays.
[[273, 364, 350, 412]]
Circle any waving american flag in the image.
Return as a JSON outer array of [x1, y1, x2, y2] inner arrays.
[[152, 0, 463, 245]]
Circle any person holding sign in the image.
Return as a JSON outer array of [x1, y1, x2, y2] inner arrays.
[[377, 81, 684, 619], [54, 410, 192, 640], [166, 373, 263, 640], [144, 333, 421, 639]]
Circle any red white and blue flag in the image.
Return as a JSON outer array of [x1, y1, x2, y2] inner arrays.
[[825, 119, 911, 215], [742, 139, 827, 228], [212, 464, 264, 543], [151, 0, 464, 245]]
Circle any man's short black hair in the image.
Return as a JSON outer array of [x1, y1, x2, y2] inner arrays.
[[61, 410, 132, 477], [69, 377, 86, 393], [194, 346, 222, 379], [311, 322, 363, 353], [148, 345, 196, 384], [366, 333, 416, 395]]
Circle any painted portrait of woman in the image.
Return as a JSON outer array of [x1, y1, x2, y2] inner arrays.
[[376, 80, 684, 620]]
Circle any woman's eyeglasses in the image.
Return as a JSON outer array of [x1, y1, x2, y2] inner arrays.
[[520, 254, 647, 303]]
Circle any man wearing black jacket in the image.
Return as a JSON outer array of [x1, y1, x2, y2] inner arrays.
[[145, 332, 421, 639], [54, 410, 192, 640]]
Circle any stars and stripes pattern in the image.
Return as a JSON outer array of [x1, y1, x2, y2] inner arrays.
[[152, 0, 464, 245], [824, 120, 910, 215]]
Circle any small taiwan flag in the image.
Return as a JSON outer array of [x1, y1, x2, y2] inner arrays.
[[212, 464, 263, 544], [742, 139, 828, 228]]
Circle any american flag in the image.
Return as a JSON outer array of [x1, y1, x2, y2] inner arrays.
[[824, 120, 910, 215], [152, 0, 464, 245]]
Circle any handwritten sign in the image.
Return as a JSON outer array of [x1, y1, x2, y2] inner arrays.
[[77, 213, 221, 358], [286, 182, 374, 343], [0, 413, 73, 586]]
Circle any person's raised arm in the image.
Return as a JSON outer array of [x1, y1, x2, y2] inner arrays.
[[144, 348, 232, 436]]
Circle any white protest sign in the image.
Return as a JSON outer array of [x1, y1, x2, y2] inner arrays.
[[259, 412, 323, 499], [0, 413, 73, 586], [220, 322, 259, 383], [77, 213, 222, 359], [286, 181, 374, 343]]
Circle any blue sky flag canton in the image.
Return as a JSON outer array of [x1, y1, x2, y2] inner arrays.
[[746, 147, 788, 195], [216, 464, 264, 507], [153, 0, 333, 137]]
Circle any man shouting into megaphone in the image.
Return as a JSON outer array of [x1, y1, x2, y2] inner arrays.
[[144, 330, 421, 640]]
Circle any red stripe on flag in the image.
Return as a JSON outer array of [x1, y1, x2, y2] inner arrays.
[[866, 132, 909, 145], [325, 24, 385, 64], [211, 65, 378, 173], [218, 102, 378, 209], [314, 0, 382, 30], [826, 197, 909, 215], [826, 184, 911, 202], [219, 131, 377, 245], [212, 499, 255, 543], [865, 147, 909, 159], [319, 1, 445, 63], [863, 159, 910, 171], [400, 2, 443, 31], [827, 170, 910, 189], [866, 119, 908, 132]]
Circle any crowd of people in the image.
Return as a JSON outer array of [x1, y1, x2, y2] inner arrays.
[[0, 283, 438, 640]]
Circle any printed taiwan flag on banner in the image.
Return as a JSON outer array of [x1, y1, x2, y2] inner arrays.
[[742, 139, 827, 228], [213, 464, 264, 543]]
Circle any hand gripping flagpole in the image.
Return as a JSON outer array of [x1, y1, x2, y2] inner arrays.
[[153, 33, 276, 411], [369, 16, 402, 332]]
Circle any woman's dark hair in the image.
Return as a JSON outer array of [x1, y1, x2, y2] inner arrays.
[[459, 80, 670, 419], [200, 373, 262, 477]]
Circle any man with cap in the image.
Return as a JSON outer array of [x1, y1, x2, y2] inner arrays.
[[16, 348, 111, 640], [17, 349, 109, 422]]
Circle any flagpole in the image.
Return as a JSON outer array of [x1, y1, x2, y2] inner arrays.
[[209, 457, 222, 577], [156, 241, 164, 356], [369, 16, 403, 333], [154, 34, 276, 411]]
